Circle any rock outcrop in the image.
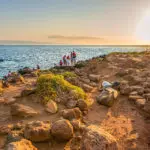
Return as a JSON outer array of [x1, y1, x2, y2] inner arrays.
[[24, 121, 51, 142], [11, 103, 38, 118], [6, 139, 37, 150]]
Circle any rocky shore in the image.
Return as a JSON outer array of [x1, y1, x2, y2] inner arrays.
[[0, 51, 150, 150]]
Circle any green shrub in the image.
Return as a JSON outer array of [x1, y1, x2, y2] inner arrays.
[[36, 74, 87, 103]]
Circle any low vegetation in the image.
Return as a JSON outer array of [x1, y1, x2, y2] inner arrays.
[[62, 71, 77, 78], [36, 74, 87, 104]]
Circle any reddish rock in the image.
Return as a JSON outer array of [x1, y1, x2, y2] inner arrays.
[[51, 119, 73, 142]]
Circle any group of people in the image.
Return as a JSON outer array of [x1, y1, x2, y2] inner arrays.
[[59, 51, 77, 67]]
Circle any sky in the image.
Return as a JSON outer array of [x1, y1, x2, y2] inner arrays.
[[0, 0, 150, 45]]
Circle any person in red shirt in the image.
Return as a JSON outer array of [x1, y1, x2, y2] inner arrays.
[[72, 51, 76, 65]]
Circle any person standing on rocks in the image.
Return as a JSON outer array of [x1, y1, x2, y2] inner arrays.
[[72, 51, 77, 65]]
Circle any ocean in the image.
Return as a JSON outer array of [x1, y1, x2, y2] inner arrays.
[[0, 45, 146, 78]]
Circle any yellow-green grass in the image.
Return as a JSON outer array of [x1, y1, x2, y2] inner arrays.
[[36, 74, 87, 104]]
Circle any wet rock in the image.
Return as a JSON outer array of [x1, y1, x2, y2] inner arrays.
[[82, 84, 93, 92], [11, 103, 38, 118], [80, 125, 118, 150], [66, 99, 77, 109], [61, 107, 82, 121], [6, 139, 37, 150], [89, 74, 100, 82], [45, 100, 58, 114], [77, 99, 88, 111], [21, 88, 36, 97], [51, 119, 73, 142], [24, 121, 51, 142], [97, 88, 118, 107]]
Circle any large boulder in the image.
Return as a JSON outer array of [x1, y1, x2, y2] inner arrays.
[[51, 119, 74, 142], [89, 74, 100, 82], [11, 103, 38, 118], [81, 126, 118, 150], [24, 121, 51, 142], [45, 100, 58, 114], [6, 139, 37, 150], [96, 88, 118, 107], [61, 107, 82, 121], [65, 125, 118, 150], [82, 84, 93, 92]]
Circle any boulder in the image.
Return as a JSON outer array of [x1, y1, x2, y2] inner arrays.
[[61, 107, 82, 121], [6, 139, 37, 150], [81, 125, 118, 150], [21, 88, 36, 97], [82, 84, 93, 92], [45, 100, 58, 114], [24, 121, 51, 142], [11, 103, 38, 118], [89, 74, 100, 82], [77, 99, 88, 111], [51, 119, 73, 142], [66, 99, 77, 109], [96, 88, 118, 107]]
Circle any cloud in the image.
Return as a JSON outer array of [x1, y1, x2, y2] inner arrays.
[[48, 35, 106, 40]]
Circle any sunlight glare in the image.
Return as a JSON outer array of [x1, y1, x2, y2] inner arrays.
[[135, 11, 150, 44]]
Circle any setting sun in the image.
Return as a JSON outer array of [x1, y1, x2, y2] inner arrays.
[[135, 11, 150, 44]]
